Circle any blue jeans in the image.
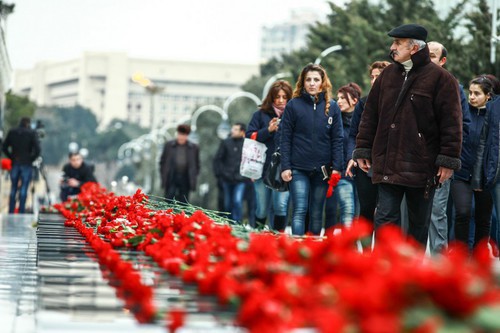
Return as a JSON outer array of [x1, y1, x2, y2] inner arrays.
[[253, 178, 290, 226], [290, 169, 328, 236], [325, 178, 356, 228], [429, 178, 451, 254], [9, 164, 33, 213], [222, 181, 246, 223]]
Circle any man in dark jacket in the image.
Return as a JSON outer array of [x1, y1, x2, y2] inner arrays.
[[353, 24, 463, 246], [60, 152, 97, 201], [213, 123, 247, 223], [2, 117, 41, 213], [159, 124, 200, 204]]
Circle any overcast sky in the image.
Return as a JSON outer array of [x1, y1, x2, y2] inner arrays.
[[5, 0, 335, 70]]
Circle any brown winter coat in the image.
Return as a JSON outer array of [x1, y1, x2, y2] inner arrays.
[[353, 46, 462, 188]]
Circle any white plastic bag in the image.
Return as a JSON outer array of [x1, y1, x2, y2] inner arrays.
[[240, 137, 267, 179]]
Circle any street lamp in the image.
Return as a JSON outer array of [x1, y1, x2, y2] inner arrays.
[[262, 72, 292, 99], [222, 91, 261, 129], [223, 91, 261, 113], [68, 142, 79, 153], [132, 72, 164, 129], [491, 0, 499, 64], [189, 105, 229, 144], [79, 148, 89, 159], [314, 45, 343, 65]]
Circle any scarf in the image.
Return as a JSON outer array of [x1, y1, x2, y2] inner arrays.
[[273, 104, 285, 118]]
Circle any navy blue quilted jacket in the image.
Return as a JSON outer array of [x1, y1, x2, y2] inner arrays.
[[455, 104, 488, 181], [280, 91, 344, 172], [472, 96, 500, 189]]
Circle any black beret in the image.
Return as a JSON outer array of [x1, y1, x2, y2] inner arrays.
[[388, 24, 428, 41]]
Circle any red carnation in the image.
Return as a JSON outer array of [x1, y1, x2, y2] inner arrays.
[[326, 172, 341, 198], [167, 308, 185, 333]]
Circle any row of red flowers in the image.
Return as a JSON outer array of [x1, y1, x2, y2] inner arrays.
[[54, 182, 500, 333]]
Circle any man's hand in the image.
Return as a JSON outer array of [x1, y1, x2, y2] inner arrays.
[[67, 178, 80, 188], [345, 159, 357, 177], [437, 166, 453, 184], [356, 159, 371, 173], [281, 169, 292, 182]]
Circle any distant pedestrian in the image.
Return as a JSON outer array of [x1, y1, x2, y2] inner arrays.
[[280, 64, 344, 236], [247, 80, 292, 230], [2, 117, 41, 213], [213, 123, 248, 223], [159, 124, 200, 203]]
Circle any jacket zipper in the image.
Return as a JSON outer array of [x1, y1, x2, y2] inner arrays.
[[494, 126, 500, 184], [312, 102, 317, 169]]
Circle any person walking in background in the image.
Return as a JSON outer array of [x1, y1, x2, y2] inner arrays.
[[473, 85, 500, 258], [213, 123, 248, 224], [451, 76, 494, 251], [353, 24, 463, 246], [280, 64, 343, 236], [60, 152, 97, 201], [426, 40, 471, 255], [159, 124, 200, 204], [346, 61, 390, 223], [244, 180, 256, 227], [246, 80, 292, 230], [325, 82, 362, 229], [2, 117, 41, 213]]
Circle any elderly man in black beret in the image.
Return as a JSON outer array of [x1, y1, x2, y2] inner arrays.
[[353, 23, 463, 246]]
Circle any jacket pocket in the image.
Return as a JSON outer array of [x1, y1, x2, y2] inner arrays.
[[410, 89, 434, 133]]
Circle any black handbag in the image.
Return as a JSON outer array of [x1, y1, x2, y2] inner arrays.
[[263, 150, 289, 192]]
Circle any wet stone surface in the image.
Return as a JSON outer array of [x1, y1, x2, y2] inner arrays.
[[0, 213, 242, 333]]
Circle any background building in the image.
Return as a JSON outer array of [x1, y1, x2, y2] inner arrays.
[[0, 7, 12, 132], [260, 9, 322, 62], [13, 52, 259, 129]]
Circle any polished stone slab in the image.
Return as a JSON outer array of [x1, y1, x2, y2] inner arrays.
[[0, 214, 38, 333], [35, 214, 241, 333]]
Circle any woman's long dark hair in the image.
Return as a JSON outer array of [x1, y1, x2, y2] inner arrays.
[[260, 80, 293, 116], [337, 82, 362, 108]]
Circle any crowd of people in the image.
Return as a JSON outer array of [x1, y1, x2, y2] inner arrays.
[[3, 24, 494, 256], [159, 23, 499, 255]]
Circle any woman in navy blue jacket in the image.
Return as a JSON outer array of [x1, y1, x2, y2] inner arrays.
[[451, 76, 494, 250], [473, 93, 500, 255], [246, 80, 293, 231], [280, 64, 344, 236]]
